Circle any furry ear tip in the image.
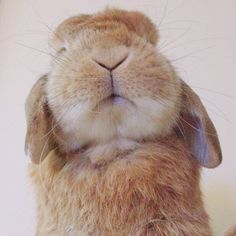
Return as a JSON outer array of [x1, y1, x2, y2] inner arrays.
[[24, 138, 38, 164], [200, 158, 222, 169], [178, 82, 222, 169], [203, 148, 222, 169], [25, 75, 53, 165]]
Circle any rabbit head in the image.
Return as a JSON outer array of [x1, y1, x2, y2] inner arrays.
[[25, 9, 222, 168]]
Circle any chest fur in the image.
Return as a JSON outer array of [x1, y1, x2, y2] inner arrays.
[[30, 142, 206, 236]]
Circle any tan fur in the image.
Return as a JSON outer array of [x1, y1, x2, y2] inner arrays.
[[30, 137, 211, 235], [25, 9, 223, 235]]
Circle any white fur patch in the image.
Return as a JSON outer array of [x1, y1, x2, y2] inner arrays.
[[85, 138, 140, 164], [54, 96, 177, 152]]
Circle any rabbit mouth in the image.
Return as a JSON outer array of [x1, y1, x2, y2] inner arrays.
[[100, 93, 134, 107], [107, 94, 125, 103]]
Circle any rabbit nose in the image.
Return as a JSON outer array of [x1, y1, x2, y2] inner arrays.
[[93, 55, 128, 72], [92, 45, 129, 72]]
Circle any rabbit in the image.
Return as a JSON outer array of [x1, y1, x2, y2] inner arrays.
[[25, 8, 223, 236]]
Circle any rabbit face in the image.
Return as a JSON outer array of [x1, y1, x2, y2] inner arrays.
[[25, 9, 221, 167], [46, 15, 181, 151]]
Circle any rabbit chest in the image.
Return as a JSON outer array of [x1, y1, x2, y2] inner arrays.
[[30, 138, 211, 236]]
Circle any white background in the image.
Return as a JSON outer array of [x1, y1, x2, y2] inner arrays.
[[0, 0, 235, 235]]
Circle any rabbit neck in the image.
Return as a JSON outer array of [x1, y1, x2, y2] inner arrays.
[[30, 138, 211, 235]]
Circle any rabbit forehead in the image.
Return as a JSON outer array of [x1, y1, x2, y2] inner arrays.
[[51, 9, 158, 50]]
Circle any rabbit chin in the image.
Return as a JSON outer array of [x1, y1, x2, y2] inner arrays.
[[56, 96, 178, 152]]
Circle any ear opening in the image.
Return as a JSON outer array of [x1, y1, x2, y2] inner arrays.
[[25, 75, 56, 164], [175, 82, 222, 168]]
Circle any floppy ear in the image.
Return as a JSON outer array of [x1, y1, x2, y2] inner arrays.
[[25, 75, 56, 164], [176, 82, 222, 168]]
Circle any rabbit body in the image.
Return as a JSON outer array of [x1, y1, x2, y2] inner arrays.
[[25, 9, 222, 236], [30, 137, 211, 236]]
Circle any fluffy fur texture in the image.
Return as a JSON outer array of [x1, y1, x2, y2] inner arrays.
[[30, 137, 211, 236], [25, 8, 223, 235]]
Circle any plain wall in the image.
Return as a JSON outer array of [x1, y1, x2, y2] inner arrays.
[[0, 0, 235, 235]]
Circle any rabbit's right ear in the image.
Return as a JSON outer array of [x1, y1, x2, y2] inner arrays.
[[25, 75, 55, 164]]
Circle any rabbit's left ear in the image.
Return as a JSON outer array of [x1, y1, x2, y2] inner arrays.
[[176, 82, 222, 168], [25, 75, 56, 164]]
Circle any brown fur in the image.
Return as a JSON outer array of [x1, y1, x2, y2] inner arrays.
[[25, 9, 223, 235], [30, 137, 211, 235]]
